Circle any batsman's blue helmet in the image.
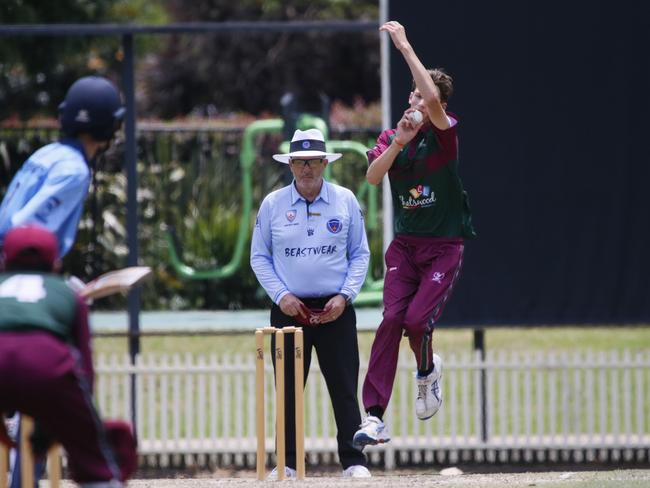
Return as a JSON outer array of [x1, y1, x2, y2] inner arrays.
[[58, 76, 126, 141]]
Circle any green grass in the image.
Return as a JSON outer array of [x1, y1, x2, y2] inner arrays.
[[93, 326, 650, 356]]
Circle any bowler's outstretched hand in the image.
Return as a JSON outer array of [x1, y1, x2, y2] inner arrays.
[[379, 21, 410, 51]]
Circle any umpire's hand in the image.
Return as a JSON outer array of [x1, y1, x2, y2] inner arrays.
[[318, 294, 347, 324], [279, 293, 308, 320]]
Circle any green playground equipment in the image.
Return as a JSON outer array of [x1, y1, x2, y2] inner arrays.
[[166, 118, 282, 280], [165, 115, 384, 305]]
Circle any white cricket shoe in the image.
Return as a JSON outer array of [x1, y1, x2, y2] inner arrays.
[[342, 465, 372, 478], [4, 413, 19, 440], [415, 353, 443, 420], [79, 481, 124, 488], [267, 466, 297, 480], [352, 415, 390, 449]]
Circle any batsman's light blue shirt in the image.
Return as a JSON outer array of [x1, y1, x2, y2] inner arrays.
[[251, 180, 370, 305], [0, 139, 90, 257]]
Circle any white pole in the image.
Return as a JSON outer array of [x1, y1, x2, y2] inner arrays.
[[379, 0, 394, 257]]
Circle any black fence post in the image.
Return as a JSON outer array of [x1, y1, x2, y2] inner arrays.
[[122, 32, 141, 435], [473, 328, 488, 443]]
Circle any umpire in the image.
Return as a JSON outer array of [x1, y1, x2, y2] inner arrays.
[[250, 129, 371, 479]]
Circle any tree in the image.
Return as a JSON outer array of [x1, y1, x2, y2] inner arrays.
[[1, 0, 381, 120], [140, 0, 380, 118], [0, 0, 167, 121]]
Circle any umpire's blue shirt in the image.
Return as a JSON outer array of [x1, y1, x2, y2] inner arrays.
[[0, 139, 90, 257], [251, 180, 370, 305]]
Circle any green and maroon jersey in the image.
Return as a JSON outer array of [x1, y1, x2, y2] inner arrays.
[[367, 113, 476, 238], [0, 271, 77, 342], [0, 270, 95, 390]]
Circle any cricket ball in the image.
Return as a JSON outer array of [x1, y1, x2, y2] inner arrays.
[[409, 110, 423, 124]]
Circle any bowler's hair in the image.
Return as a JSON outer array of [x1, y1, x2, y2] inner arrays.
[[412, 68, 454, 103]]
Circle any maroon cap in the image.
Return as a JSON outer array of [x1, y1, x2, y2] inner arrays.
[[2, 225, 59, 269]]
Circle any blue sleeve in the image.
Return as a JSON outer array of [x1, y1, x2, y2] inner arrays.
[[250, 198, 290, 305], [340, 195, 370, 301], [10, 167, 89, 256]]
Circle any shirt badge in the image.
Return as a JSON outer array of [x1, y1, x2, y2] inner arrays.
[[307, 228, 314, 236], [286, 209, 297, 222], [326, 218, 342, 234], [409, 184, 431, 199]]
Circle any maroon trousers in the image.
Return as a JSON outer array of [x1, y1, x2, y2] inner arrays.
[[0, 331, 124, 484], [362, 235, 464, 411]]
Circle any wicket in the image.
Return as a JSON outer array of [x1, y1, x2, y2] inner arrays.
[[255, 326, 305, 481], [0, 415, 60, 488]]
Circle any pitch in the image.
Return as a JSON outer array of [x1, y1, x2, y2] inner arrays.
[[52, 468, 650, 487]]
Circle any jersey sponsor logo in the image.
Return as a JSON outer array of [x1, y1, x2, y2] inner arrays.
[[326, 218, 342, 233], [286, 209, 297, 222], [399, 185, 436, 209], [285, 245, 338, 257], [284, 245, 336, 258]]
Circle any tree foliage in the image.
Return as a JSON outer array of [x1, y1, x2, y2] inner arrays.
[[0, 0, 113, 120], [1, 0, 380, 118], [136, 0, 380, 118], [0, 0, 167, 121]]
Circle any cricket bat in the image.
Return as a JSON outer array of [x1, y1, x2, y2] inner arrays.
[[78, 266, 152, 300]]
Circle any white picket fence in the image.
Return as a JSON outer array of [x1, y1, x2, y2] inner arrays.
[[95, 349, 650, 468]]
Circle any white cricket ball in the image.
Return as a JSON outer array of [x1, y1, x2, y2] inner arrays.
[[409, 110, 423, 124]]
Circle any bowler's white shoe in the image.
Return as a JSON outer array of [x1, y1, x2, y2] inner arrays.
[[342, 465, 372, 478], [4, 413, 19, 440], [415, 353, 443, 420], [352, 415, 390, 449], [78, 482, 123, 488], [267, 466, 297, 480]]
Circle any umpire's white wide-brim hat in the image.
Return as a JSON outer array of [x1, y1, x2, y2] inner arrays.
[[273, 128, 342, 164]]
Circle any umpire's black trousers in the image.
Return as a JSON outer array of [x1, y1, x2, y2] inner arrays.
[[270, 296, 367, 470]]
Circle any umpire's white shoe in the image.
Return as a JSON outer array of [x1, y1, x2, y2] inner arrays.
[[415, 353, 443, 420], [342, 465, 372, 478], [352, 415, 390, 449], [267, 466, 297, 480]]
